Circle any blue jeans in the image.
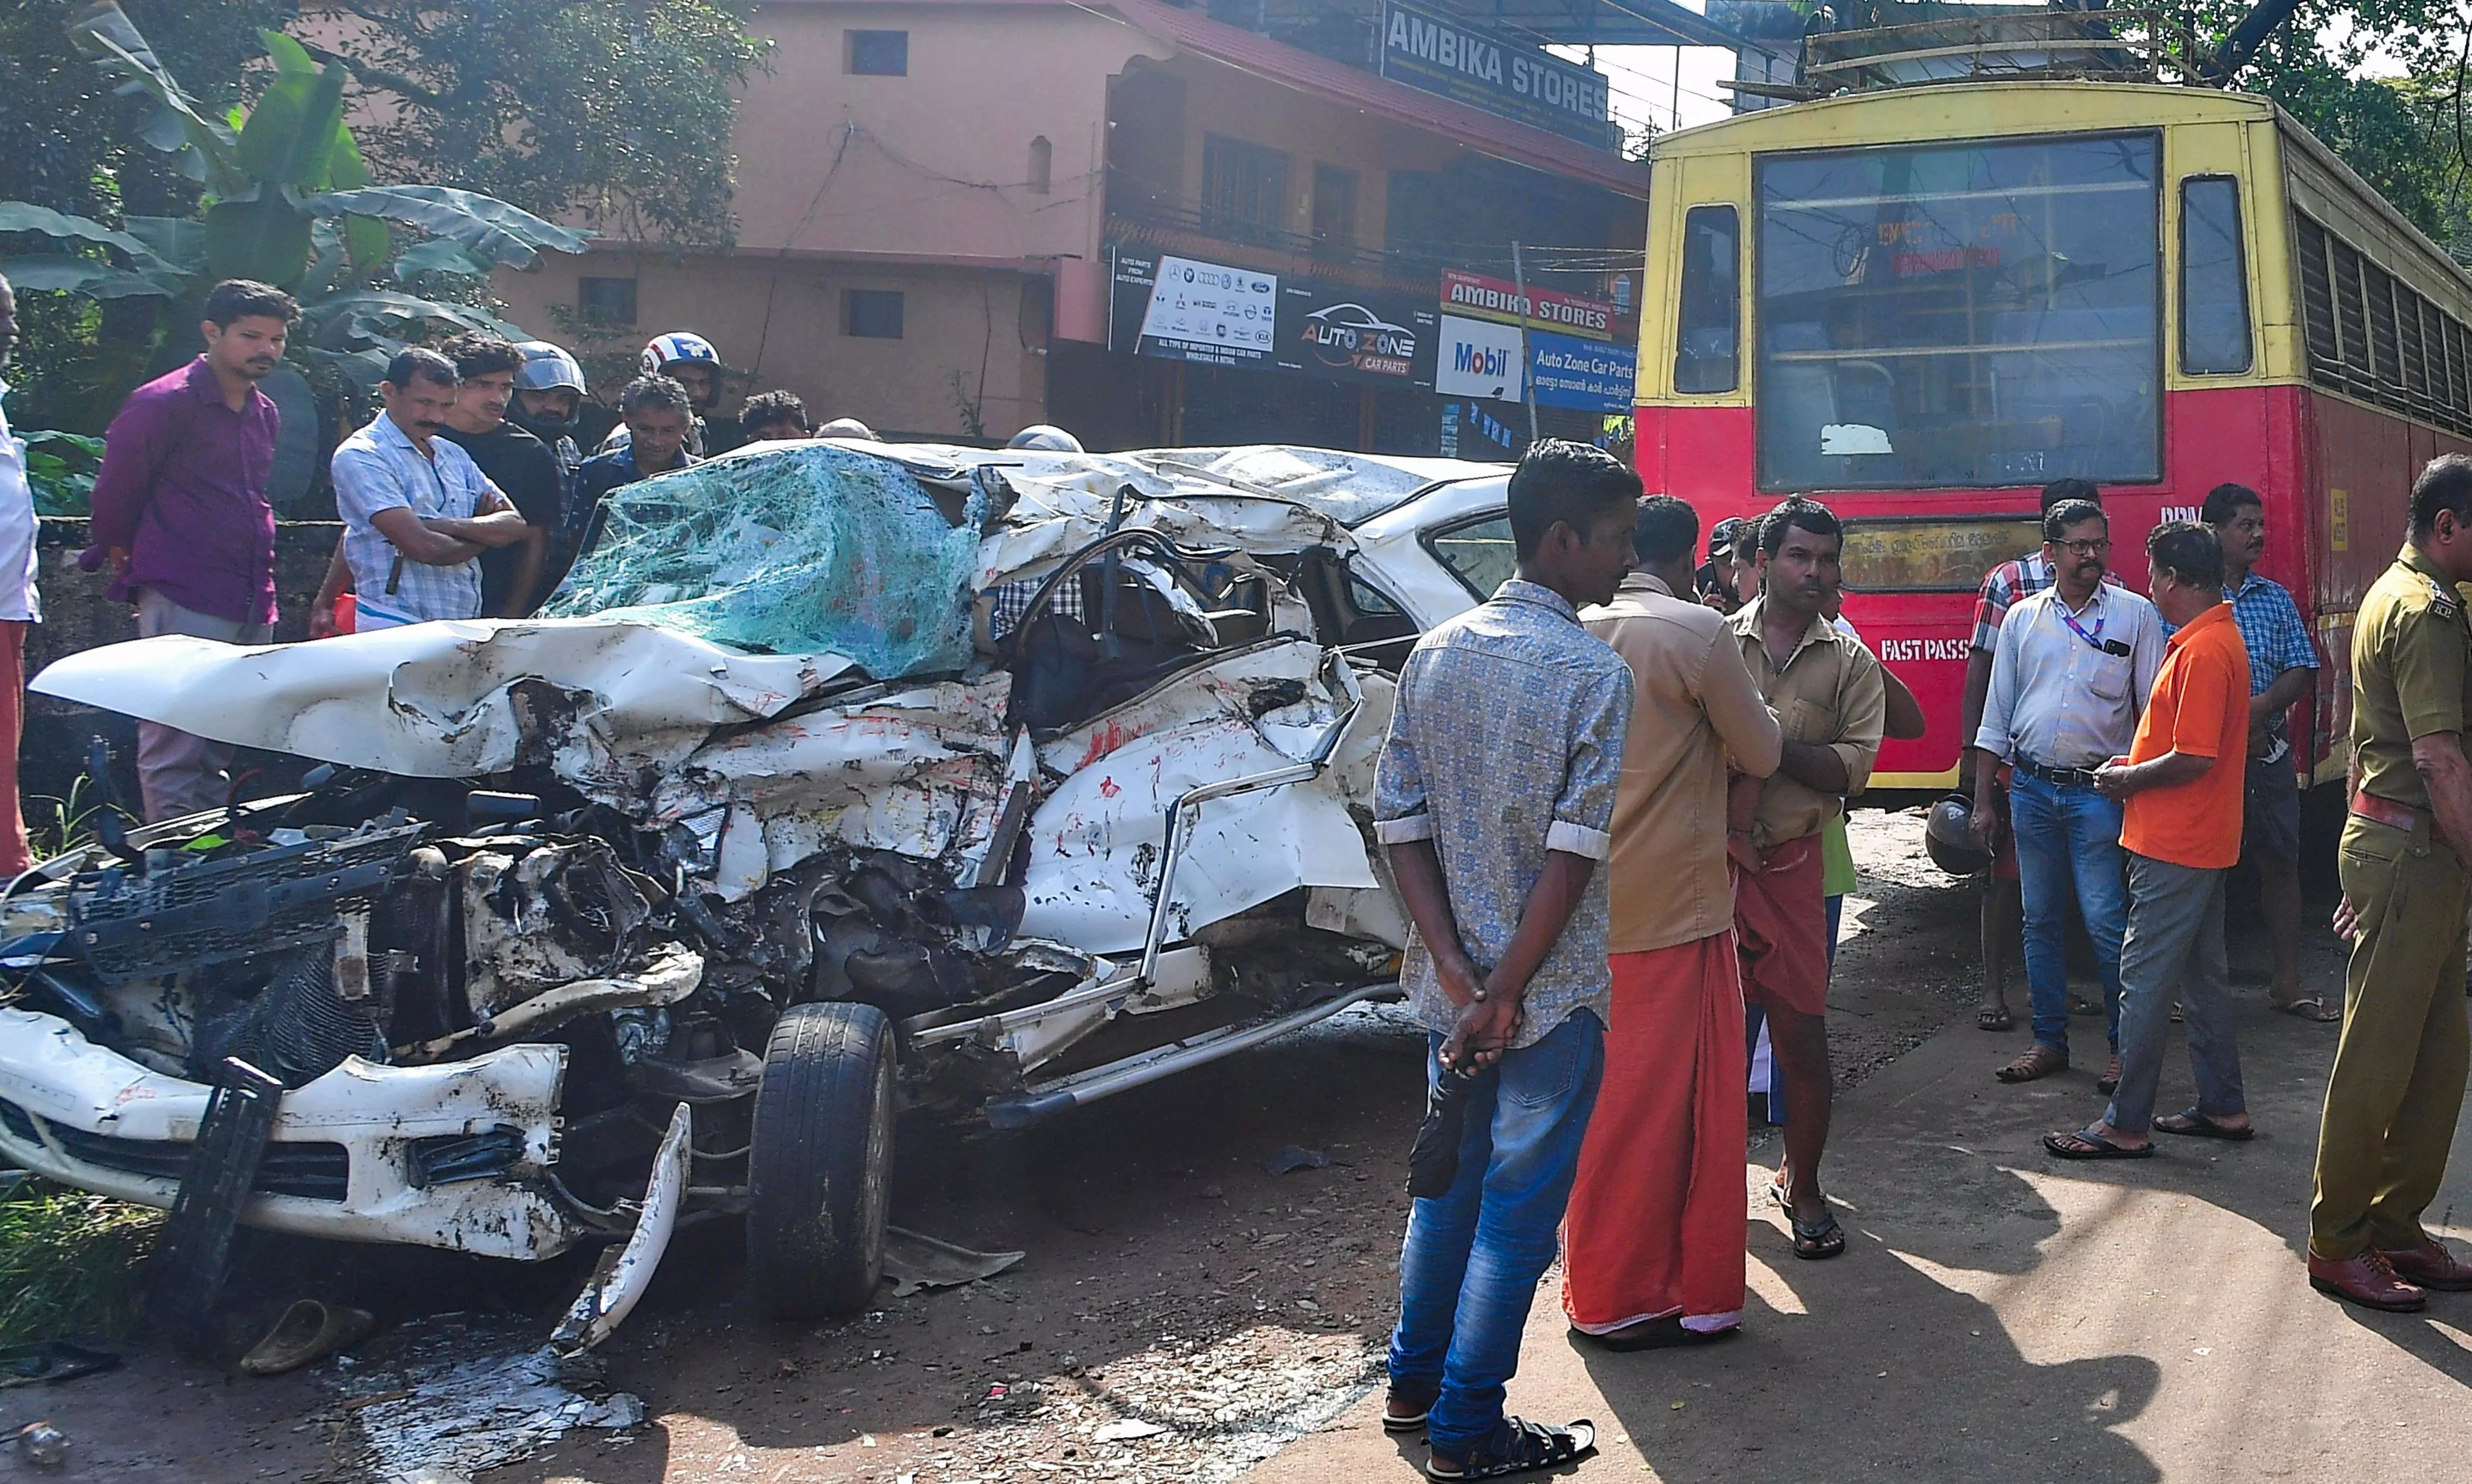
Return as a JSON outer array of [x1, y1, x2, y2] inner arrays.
[[1389, 1010, 1604, 1460], [2007, 770, 2128, 1058]]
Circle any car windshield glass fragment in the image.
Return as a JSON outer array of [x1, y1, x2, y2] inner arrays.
[[1754, 132, 2160, 491], [543, 443, 982, 675]]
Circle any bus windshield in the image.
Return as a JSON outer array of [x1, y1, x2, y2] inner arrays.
[[1754, 132, 2160, 491]]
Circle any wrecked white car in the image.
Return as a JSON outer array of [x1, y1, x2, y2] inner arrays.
[[0, 440, 1521, 1341]]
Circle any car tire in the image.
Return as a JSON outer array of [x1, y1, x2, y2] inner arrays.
[[746, 1000, 895, 1319]]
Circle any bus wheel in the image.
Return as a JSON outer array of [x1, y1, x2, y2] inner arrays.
[[746, 1001, 896, 1319]]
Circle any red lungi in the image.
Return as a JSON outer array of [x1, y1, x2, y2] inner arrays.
[[1734, 834, 1829, 1017], [1562, 932, 1748, 1335]]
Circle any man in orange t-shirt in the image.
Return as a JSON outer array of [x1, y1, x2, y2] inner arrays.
[[2044, 522, 2254, 1159]]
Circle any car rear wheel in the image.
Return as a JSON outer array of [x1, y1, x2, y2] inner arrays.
[[746, 1001, 895, 1318]]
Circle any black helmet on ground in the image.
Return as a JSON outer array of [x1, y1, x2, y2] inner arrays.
[[1924, 792, 1992, 876]]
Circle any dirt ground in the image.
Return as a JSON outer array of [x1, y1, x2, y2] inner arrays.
[[4, 808, 2203, 1483]]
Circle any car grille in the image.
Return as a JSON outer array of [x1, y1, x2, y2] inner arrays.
[[0, 1098, 349, 1201]]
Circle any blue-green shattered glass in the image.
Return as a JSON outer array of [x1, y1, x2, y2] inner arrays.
[[541, 443, 981, 675]]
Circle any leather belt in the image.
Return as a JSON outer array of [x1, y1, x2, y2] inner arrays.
[[2350, 792, 2426, 834], [2013, 755, 2100, 789]]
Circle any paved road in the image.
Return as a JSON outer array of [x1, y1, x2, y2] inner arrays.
[[1248, 899, 2472, 1483]]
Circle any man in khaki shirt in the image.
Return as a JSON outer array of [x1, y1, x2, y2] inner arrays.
[[1725, 498, 1886, 1262], [1563, 496, 1782, 1349]]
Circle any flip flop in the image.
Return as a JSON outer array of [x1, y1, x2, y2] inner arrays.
[[240, 1299, 377, 1376], [2273, 997, 2342, 1023], [2043, 1128, 2154, 1160], [2154, 1111, 2255, 1142], [1789, 1207, 1846, 1260]]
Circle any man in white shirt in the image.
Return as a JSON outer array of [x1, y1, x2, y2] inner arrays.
[[328, 349, 529, 630], [0, 275, 39, 874], [1971, 498, 2166, 1088]]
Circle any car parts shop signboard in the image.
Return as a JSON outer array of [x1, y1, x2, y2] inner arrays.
[[1114, 250, 1439, 388], [1379, 0, 1612, 148]]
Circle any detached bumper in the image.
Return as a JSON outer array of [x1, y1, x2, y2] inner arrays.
[[0, 1008, 583, 1260]]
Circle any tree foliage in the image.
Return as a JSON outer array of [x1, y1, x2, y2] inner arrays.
[[306, 1, 771, 250]]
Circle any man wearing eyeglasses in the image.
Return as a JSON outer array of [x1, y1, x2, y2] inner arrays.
[[1971, 498, 2166, 1089]]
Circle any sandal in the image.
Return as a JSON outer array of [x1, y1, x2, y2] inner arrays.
[[2043, 1128, 2153, 1160], [1789, 1207, 1846, 1260], [1995, 1044, 2068, 1083], [1976, 1005, 2015, 1032], [1384, 1382, 1437, 1432], [2273, 997, 2342, 1023], [2154, 1111, 2254, 1142], [1426, 1416, 1597, 1480]]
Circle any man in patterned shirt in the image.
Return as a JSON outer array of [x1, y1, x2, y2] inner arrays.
[[1960, 478, 2104, 1033], [328, 349, 532, 630], [1374, 440, 1637, 1481], [2204, 481, 2330, 1020]]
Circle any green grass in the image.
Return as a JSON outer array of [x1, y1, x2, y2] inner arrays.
[[0, 1177, 162, 1347]]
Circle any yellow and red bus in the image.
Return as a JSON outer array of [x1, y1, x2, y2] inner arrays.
[[1634, 80, 2472, 795]]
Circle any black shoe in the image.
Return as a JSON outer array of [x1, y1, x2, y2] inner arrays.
[[1570, 1317, 1740, 1351]]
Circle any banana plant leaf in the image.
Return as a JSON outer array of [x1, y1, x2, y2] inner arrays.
[[324, 130, 391, 270], [0, 203, 175, 275], [303, 289, 529, 345], [258, 29, 319, 77], [300, 187, 588, 269], [390, 238, 494, 280], [236, 56, 349, 190], [203, 196, 314, 287], [69, 14, 244, 197], [0, 254, 174, 298], [121, 216, 208, 275]]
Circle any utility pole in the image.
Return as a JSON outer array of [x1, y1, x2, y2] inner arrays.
[[1512, 241, 1539, 446]]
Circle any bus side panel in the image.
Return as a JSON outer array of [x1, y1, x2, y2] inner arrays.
[[2304, 387, 2472, 783], [1636, 403, 1754, 514]]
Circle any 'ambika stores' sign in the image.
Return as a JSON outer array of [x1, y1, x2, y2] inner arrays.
[[1378, 0, 1613, 148]]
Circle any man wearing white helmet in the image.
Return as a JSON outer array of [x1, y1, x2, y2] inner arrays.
[[508, 341, 588, 481], [599, 331, 737, 457], [1005, 424, 1083, 453]]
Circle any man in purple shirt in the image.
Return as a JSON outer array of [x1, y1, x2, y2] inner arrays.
[[82, 279, 298, 821]]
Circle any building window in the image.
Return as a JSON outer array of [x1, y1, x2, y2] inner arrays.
[[1312, 164, 1358, 254], [843, 289, 905, 339], [1202, 134, 1290, 244], [847, 30, 908, 75], [579, 276, 637, 326], [1028, 136, 1052, 195]]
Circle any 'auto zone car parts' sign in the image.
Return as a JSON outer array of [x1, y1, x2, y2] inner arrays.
[[1379, 0, 1613, 148], [1274, 278, 1439, 388]]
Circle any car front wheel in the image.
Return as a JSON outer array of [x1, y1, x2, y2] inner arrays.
[[746, 1000, 895, 1318]]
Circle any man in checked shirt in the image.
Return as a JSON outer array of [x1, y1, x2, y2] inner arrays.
[[1373, 440, 1638, 1481]]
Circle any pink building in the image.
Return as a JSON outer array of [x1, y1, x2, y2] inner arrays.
[[494, 0, 1728, 451]]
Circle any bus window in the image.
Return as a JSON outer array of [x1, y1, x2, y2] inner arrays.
[[1842, 516, 2045, 592], [1425, 514, 1518, 600], [2180, 176, 2252, 375], [1755, 133, 2160, 491], [1674, 205, 1740, 393]]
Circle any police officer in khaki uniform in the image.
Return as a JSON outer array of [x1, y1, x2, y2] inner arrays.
[[2311, 453, 2472, 1312]]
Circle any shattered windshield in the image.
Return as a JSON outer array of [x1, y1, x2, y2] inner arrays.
[[541, 443, 984, 676]]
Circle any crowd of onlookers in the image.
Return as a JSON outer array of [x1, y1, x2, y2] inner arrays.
[[1370, 444, 2472, 1479]]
